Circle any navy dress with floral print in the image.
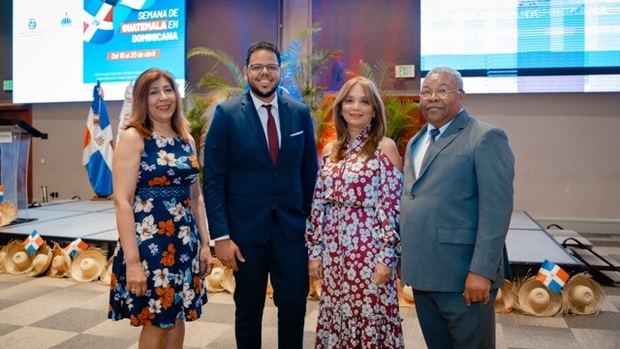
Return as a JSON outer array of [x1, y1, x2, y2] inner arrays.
[[306, 127, 404, 348], [108, 132, 207, 328]]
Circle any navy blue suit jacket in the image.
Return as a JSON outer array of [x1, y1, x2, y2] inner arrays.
[[203, 92, 318, 245]]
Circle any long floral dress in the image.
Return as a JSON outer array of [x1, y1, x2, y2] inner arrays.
[[108, 132, 207, 328], [306, 127, 404, 348]]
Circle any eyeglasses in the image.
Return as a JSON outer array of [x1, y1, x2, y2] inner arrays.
[[419, 88, 462, 99], [248, 64, 280, 73]]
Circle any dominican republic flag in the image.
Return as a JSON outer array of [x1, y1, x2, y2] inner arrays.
[[0, 184, 4, 202], [83, 0, 115, 44], [24, 230, 44, 255], [64, 238, 90, 258], [536, 259, 570, 293], [83, 82, 114, 197]]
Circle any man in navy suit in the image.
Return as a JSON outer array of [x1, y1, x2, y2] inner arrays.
[[203, 41, 318, 349], [400, 67, 514, 349]]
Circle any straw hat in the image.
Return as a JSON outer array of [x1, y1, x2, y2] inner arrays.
[[401, 285, 415, 304], [266, 276, 274, 299], [28, 243, 52, 276], [562, 273, 604, 315], [0, 243, 11, 273], [396, 278, 414, 307], [99, 257, 113, 285], [0, 200, 17, 227], [212, 257, 223, 269], [221, 266, 236, 294], [205, 267, 225, 293], [308, 275, 321, 300], [70, 247, 107, 282], [495, 280, 516, 313], [4, 239, 51, 275], [516, 277, 562, 317], [47, 243, 71, 278]]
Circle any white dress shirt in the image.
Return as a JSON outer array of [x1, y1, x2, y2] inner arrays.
[[250, 91, 281, 147], [412, 119, 454, 178]]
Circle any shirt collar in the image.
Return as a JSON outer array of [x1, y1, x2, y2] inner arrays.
[[428, 108, 462, 138], [427, 120, 452, 142], [249, 91, 278, 112]]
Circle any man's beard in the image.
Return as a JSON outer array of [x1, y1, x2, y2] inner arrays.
[[249, 82, 279, 99]]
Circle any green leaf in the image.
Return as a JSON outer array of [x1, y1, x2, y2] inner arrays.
[[187, 47, 246, 89]]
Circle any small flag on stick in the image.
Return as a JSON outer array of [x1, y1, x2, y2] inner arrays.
[[536, 259, 569, 293], [23, 230, 44, 255], [64, 238, 89, 258]]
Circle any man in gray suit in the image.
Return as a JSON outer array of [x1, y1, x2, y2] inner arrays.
[[400, 67, 514, 349]]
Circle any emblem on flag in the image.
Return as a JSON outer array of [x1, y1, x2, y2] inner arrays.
[[64, 238, 90, 258], [84, 0, 157, 44], [83, 0, 115, 44], [83, 81, 114, 197], [536, 259, 570, 293], [23, 230, 44, 255]]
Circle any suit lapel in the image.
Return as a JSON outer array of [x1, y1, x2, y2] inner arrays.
[[417, 111, 470, 180], [276, 97, 291, 167], [404, 127, 426, 192], [241, 92, 272, 164]]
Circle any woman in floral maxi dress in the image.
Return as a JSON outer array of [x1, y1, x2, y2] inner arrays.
[[306, 76, 404, 348]]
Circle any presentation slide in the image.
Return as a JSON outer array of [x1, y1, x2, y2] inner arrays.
[[421, 0, 620, 93], [13, 0, 186, 103]]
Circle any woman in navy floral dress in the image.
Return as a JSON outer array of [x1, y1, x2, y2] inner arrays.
[[109, 68, 213, 348], [306, 76, 404, 348]]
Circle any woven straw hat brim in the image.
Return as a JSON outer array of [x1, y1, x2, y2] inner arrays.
[[211, 257, 223, 269], [402, 285, 415, 303], [71, 247, 107, 282], [308, 275, 321, 301], [28, 243, 53, 276], [0, 243, 11, 273], [495, 280, 516, 313], [206, 267, 225, 292], [396, 279, 414, 307], [0, 201, 17, 227], [4, 240, 34, 275], [516, 277, 562, 317], [562, 274, 604, 315], [48, 244, 71, 278], [221, 267, 236, 294], [99, 257, 113, 285], [266, 277, 274, 299]]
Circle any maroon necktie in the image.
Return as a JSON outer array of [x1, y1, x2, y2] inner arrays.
[[262, 104, 279, 164]]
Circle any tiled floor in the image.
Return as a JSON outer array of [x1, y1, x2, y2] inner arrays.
[[0, 233, 618, 348]]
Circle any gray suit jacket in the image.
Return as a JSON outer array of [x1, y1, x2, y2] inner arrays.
[[400, 110, 514, 292]]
